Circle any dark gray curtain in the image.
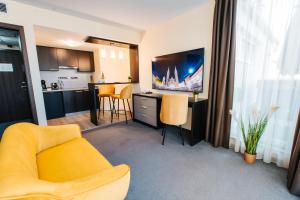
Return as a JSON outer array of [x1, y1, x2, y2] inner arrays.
[[287, 109, 300, 195], [205, 0, 237, 148]]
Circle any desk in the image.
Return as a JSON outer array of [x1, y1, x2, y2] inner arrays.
[[88, 82, 133, 125], [132, 93, 208, 146]]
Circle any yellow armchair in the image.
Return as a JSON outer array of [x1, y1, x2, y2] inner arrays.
[[0, 123, 130, 200]]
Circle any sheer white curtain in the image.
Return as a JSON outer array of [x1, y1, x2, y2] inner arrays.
[[230, 0, 300, 168]]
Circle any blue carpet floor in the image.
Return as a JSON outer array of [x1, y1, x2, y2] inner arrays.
[[84, 122, 298, 200]]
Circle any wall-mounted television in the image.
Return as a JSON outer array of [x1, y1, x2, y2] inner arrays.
[[152, 48, 204, 92]]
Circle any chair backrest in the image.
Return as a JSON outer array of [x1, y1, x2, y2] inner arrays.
[[120, 85, 133, 99], [98, 85, 115, 95], [160, 94, 189, 125]]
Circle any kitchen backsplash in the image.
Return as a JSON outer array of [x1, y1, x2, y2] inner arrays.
[[40, 69, 92, 89]]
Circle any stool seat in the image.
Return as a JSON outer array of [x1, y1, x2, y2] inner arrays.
[[98, 85, 115, 120], [99, 93, 113, 97], [111, 94, 121, 99]]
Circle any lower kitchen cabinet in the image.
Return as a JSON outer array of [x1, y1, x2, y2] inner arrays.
[[43, 92, 65, 120], [44, 89, 94, 120], [63, 90, 90, 114]]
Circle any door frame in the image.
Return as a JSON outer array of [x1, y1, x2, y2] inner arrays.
[[0, 22, 38, 124]]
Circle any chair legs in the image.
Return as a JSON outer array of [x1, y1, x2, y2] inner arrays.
[[161, 125, 184, 146], [179, 125, 184, 145], [162, 126, 167, 145]]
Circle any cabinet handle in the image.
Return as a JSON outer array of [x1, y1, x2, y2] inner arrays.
[[75, 90, 83, 93], [141, 106, 147, 109]]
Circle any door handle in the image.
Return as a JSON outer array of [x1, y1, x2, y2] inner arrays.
[[21, 82, 28, 89]]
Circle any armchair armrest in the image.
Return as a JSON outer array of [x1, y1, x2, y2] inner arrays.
[[0, 165, 130, 200], [55, 164, 130, 200], [38, 124, 82, 152]]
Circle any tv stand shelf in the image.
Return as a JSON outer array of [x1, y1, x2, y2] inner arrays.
[[132, 93, 208, 146]]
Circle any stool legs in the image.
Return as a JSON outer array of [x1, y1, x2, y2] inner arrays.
[[102, 97, 105, 116], [98, 97, 102, 120], [126, 99, 132, 119], [122, 99, 128, 124], [117, 99, 120, 119]]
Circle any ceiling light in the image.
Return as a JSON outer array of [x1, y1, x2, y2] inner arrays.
[[62, 39, 82, 47]]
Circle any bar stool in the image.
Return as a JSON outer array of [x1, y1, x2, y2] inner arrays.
[[98, 85, 115, 120], [111, 85, 133, 124], [160, 94, 188, 145]]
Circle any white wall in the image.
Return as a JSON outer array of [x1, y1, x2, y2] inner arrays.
[[40, 69, 92, 89], [139, 0, 215, 98], [94, 45, 131, 83], [0, 0, 143, 125], [94, 45, 132, 111]]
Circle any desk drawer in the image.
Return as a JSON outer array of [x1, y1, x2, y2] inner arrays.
[[134, 104, 157, 118], [134, 95, 158, 127], [134, 112, 157, 127], [134, 96, 156, 108]]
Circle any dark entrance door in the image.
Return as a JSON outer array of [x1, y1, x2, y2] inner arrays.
[[0, 26, 34, 135]]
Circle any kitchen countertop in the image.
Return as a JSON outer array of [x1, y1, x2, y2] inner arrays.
[[42, 88, 89, 93]]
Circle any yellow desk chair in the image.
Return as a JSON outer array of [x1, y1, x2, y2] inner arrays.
[[98, 84, 115, 120], [160, 94, 189, 145], [111, 85, 133, 124]]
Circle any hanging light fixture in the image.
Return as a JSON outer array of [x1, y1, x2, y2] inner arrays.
[[110, 48, 116, 59], [101, 48, 106, 58], [118, 50, 124, 59]]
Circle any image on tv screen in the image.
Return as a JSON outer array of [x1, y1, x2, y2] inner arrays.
[[152, 48, 204, 92]]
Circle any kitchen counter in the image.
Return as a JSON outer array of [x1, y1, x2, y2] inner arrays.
[[42, 88, 89, 93]]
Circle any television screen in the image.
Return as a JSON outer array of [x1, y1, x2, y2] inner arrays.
[[152, 48, 204, 92]]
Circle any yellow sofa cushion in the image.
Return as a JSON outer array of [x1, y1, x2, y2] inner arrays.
[[37, 138, 112, 182]]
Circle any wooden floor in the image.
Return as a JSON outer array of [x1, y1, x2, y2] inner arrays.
[[47, 110, 132, 132]]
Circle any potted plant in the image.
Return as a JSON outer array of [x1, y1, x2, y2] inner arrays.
[[230, 106, 279, 164], [128, 75, 132, 82], [193, 89, 200, 100]]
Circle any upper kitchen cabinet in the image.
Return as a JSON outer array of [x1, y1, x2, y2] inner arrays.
[[57, 48, 78, 68], [36, 46, 59, 71], [77, 51, 95, 72]]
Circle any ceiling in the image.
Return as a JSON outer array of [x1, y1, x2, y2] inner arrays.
[[14, 0, 208, 31], [34, 26, 128, 51]]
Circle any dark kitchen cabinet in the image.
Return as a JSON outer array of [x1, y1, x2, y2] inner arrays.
[[57, 48, 78, 68], [63, 90, 90, 113], [43, 92, 65, 120], [36, 46, 59, 71], [37, 46, 94, 72], [78, 51, 95, 72]]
